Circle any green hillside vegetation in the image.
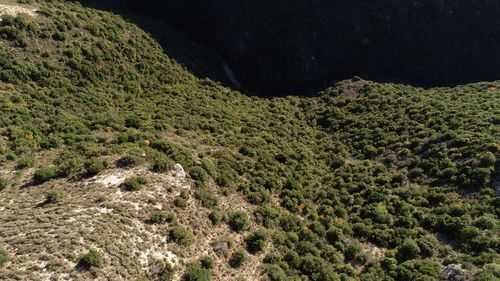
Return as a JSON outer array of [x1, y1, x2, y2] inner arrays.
[[0, 1, 498, 280]]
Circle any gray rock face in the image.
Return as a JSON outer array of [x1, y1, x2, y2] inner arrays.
[[440, 264, 472, 281]]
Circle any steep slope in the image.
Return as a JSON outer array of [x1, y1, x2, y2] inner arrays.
[[0, 1, 498, 281]]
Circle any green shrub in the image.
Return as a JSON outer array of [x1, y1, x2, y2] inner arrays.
[[152, 155, 175, 173], [245, 230, 267, 253], [189, 166, 208, 182], [0, 177, 7, 191], [208, 210, 225, 226], [201, 158, 217, 178], [364, 145, 378, 158], [45, 189, 64, 203], [474, 215, 497, 230], [174, 196, 188, 207], [229, 249, 247, 268], [52, 32, 66, 41], [408, 168, 424, 180], [183, 263, 211, 281], [254, 204, 280, 228], [122, 176, 147, 191], [199, 255, 215, 270], [345, 242, 363, 261], [169, 226, 193, 246], [117, 153, 145, 168], [80, 249, 103, 268], [161, 262, 176, 281], [84, 157, 108, 176], [0, 247, 9, 267], [475, 264, 500, 281], [149, 211, 176, 224], [125, 116, 141, 129], [266, 264, 287, 281], [195, 188, 219, 208], [228, 212, 250, 232], [17, 155, 36, 169], [33, 166, 59, 183], [396, 239, 421, 262]]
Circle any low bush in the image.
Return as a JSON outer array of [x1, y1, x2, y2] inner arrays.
[[266, 264, 287, 281], [208, 210, 225, 226], [195, 188, 219, 208], [45, 189, 64, 204], [16, 155, 36, 169], [0, 177, 7, 191], [117, 152, 145, 168], [183, 262, 211, 281], [229, 249, 247, 268], [169, 226, 194, 246], [0, 247, 9, 267], [396, 239, 421, 262], [152, 155, 175, 173], [199, 255, 215, 270], [189, 166, 209, 182], [84, 157, 108, 176], [83, 157, 108, 176], [33, 166, 59, 183], [122, 176, 147, 191], [228, 212, 250, 232], [245, 231, 267, 253], [174, 190, 190, 208], [80, 249, 103, 268], [149, 211, 176, 224]]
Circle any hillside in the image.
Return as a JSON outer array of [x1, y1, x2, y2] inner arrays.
[[0, 1, 499, 281]]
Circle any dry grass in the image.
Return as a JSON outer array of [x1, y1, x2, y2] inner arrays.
[[0, 153, 267, 280]]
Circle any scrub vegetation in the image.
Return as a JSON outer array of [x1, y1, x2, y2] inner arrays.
[[0, 1, 498, 280]]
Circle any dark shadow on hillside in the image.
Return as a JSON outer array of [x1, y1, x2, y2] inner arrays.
[[76, 1, 500, 97]]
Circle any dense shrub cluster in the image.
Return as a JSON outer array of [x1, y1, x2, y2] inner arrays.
[[0, 1, 497, 280]]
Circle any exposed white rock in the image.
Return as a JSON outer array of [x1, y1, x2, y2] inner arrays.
[[0, 4, 37, 20], [95, 174, 127, 187], [440, 264, 472, 281]]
